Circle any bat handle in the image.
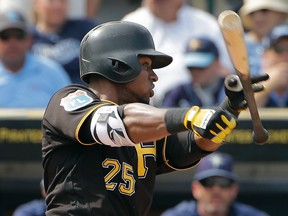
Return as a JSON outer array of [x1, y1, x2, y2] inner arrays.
[[248, 97, 269, 144]]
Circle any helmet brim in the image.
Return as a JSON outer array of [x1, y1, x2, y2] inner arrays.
[[139, 50, 173, 69]]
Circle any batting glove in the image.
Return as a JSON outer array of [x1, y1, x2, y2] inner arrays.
[[224, 73, 269, 112], [184, 106, 237, 144]]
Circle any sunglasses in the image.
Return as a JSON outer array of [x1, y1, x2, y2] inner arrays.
[[0, 29, 26, 41], [187, 65, 212, 71], [249, 9, 271, 16], [199, 177, 234, 188], [272, 45, 288, 54]]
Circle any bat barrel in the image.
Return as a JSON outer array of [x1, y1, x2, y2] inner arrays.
[[218, 10, 269, 144]]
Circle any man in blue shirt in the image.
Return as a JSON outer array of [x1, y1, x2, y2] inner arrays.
[[255, 24, 288, 107], [13, 179, 45, 216], [0, 9, 71, 108], [161, 37, 226, 108], [31, 0, 99, 84], [161, 152, 270, 216]]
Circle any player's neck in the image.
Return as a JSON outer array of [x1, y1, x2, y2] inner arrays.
[[89, 82, 119, 104]]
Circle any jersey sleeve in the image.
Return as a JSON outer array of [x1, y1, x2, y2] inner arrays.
[[42, 85, 114, 146], [156, 131, 212, 174]]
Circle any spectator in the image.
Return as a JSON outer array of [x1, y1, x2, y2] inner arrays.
[[0, 0, 34, 24], [239, 0, 288, 76], [161, 152, 270, 216], [30, 0, 99, 84], [0, 9, 71, 108], [12, 179, 46, 216], [0, 0, 101, 23], [68, 0, 101, 19], [161, 37, 226, 108], [122, 0, 233, 106], [255, 24, 288, 107]]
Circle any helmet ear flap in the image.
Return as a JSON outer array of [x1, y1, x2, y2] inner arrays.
[[111, 59, 132, 74]]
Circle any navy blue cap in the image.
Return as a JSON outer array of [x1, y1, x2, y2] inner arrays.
[[269, 24, 288, 46], [194, 152, 237, 181], [184, 37, 219, 68], [0, 10, 28, 33]]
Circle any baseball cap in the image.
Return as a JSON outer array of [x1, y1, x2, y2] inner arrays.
[[184, 37, 219, 69], [239, 0, 288, 30], [0, 9, 28, 33], [194, 152, 237, 181], [269, 24, 288, 46]]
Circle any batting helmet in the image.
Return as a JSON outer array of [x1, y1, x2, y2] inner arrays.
[[80, 21, 173, 83]]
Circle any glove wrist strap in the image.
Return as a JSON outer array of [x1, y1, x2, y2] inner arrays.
[[165, 108, 189, 134], [183, 106, 200, 130]]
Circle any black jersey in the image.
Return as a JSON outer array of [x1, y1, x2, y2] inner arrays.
[[42, 85, 207, 216]]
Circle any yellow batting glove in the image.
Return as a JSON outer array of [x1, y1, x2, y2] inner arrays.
[[184, 106, 237, 144]]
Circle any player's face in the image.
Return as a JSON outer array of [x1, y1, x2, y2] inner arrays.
[[117, 56, 158, 104], [192, 177, 238, 215], [0, 29, 30, 71]]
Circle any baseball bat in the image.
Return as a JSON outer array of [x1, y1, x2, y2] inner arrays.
[[218, 10, 269, 144]]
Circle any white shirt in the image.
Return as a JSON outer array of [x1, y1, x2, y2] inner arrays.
[[122, 5, 233, 106]]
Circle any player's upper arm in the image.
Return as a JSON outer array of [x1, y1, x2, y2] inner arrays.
[[78, 104, 137, 147]]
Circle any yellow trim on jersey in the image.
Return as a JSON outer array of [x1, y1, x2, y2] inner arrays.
[[75, 101, 116, 145], [162, 136, 199, 171]]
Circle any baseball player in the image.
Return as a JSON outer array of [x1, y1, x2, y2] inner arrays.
[[42, 21, 267, 216]]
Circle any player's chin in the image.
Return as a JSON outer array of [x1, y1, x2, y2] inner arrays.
[[150, 89, 154, 98], [138, 91, 152, 104], [135, 93, 150, 104]]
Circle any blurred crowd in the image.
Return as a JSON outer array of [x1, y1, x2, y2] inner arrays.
[[0, 0, 287, 215], [0, 0, 287, 109]]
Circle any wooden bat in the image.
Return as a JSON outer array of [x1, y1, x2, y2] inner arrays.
[[218, 10, 269, 144]]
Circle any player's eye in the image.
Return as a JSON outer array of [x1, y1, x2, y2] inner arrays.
[[139, 56, 152, 69]]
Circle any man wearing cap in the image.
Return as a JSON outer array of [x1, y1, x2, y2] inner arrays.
[[255, 24, 288, 107], [161, 152, 270, 216], [239, 0, 288, 76], [161, 37, 226, 108], [12, 178, 46, 216], [0, 9, 71, 108]]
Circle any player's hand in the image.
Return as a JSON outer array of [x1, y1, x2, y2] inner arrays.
[[184, 106, 237, 144], [224, 73, 269, 111]]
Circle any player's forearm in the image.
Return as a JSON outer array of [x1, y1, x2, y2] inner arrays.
[[194, 134, 222, 152], [122, 103, 230, 151], [122, 103, 171, 143]]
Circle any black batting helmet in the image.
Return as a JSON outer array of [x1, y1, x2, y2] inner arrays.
[[80, 21, 173, 84]]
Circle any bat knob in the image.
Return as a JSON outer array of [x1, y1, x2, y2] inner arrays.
[[227, 77, 238, 87], [224, 74, 243, 92], [252, 129, 269, 145]]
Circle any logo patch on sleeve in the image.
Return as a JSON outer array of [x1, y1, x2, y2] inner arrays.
[[60, 90, 93, 111]]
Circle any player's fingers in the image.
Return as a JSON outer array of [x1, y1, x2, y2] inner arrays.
[[251, 73, 269, 84], [252, 84, 264, 92]]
